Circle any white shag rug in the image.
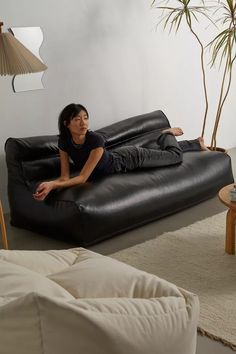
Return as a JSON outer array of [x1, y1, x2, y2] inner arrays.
[[111, 211, 236, 351]]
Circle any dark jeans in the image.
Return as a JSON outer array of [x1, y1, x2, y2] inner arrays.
[[111, 132, 201, 173]]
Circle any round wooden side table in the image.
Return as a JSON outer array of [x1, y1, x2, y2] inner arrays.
[[0, 199, 8, 249], [218, 183, 236, 255]]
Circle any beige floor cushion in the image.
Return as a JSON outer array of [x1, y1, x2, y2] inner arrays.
[[0, 248, 199, 354]]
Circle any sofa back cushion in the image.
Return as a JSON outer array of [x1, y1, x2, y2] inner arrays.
[[97, 110, 169, 148]]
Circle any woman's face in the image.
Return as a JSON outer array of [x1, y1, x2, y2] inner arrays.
[[67, 110, 89, 136]]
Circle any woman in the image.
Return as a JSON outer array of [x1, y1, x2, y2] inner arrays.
[[33, 103, 209, 201]]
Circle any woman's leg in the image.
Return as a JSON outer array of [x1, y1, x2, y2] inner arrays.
[[111, 129, 209, 172], [163, 127, 209, 152], [162, 127, 209, 151], [139, 132, 183, 168], [112, 132, 183, 172], [178, 139, 201, 152], [178, 137, 209, 152]]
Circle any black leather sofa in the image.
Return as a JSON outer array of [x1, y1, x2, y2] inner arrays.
[[5, 110, 234, 246]]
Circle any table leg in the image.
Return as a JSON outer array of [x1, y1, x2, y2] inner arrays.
[[0, 200, 8, 250], [226, 209, 236, 255]]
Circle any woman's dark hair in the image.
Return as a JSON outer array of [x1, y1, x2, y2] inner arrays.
[[58, 103, 89, 137]]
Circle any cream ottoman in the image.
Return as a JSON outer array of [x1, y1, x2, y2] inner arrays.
[[0, 248, 199, 354]]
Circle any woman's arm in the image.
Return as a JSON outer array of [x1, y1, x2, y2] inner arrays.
[[33, 147, 104, 201], [58, 149, 70, 181]]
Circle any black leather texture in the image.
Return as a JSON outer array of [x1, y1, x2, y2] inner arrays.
[[5, 110, 234, 245]]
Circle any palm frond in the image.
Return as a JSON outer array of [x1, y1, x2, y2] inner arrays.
[[171, 10, 185, 32], [209, 28, 235, 68], [153, 2, 216, 31], [205, 6, 236, 141]]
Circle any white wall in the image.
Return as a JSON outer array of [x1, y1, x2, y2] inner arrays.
[[1, 0, 236, 211]]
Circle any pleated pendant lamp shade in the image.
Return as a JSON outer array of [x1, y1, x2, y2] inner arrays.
[[0, 21, 47, 76]]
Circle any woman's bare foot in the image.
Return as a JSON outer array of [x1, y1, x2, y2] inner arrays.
[[162, 127, 184, 136], [198, 137, 210, 151]]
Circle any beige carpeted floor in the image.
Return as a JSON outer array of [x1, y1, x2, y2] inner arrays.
[[111, 211, 236, 351]]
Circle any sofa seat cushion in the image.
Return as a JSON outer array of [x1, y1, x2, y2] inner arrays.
[[0, 248, 183, 299], [0, 248, 82, 275], [48, 250, 183, 299], [0, 260, 74, 300]]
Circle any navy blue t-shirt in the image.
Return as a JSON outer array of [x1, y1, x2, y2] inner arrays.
[[58, 130, 113, 176]]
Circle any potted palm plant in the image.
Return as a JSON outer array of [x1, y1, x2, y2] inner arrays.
[[151, 0, 236, 150]]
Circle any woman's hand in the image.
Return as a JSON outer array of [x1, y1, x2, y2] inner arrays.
[[33, 181, 56, 201]]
